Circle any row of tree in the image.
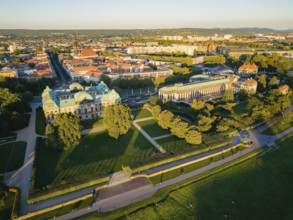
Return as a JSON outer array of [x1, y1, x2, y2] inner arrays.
[[150, 105, 202, 145]]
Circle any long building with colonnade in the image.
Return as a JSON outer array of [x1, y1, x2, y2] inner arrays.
[[158, 78, 231, 102]]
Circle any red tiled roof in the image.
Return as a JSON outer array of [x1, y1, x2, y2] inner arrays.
[[71, 66, 98, 72], [85, 71, 104, 77], [242, 78, 257, 86], [239, 64, 258, 71], [79, 49, 97, 57], [279, 84, 289, 93]]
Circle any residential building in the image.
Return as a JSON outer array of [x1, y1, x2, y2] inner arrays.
[[238, 64, 258, 76], [126, 45, 197, 56], [0, 69, 18, 78], [162, 36, 183, 41], [42, 81, 121, 123], [279, 84, 289, 94], [229, 76, 258, 94]]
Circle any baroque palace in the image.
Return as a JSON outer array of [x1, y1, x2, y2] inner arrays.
[[158, 76, 257, 102], [42, 82, 121, 123]]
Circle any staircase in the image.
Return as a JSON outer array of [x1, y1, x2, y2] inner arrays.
[[108, 170, 131, 187]]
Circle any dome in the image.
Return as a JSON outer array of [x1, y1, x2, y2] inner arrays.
[[74, 91, 93, 102], [69, 82, 84, 92]]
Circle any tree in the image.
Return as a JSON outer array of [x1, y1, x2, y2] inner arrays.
[[99, 75, 111, 87], [45, 113, 81, 151], [103, 103, 132, 139], [257, 74, 267, 91], [280, 113, 291, 125], [237, 89, 249, 102], [149, 96, 159, 105], [222, 89, 234, 102], [185, 129, 202, 145], [190, 99, 205, 111], [152, 77, 166, 90], [205, 103, 214, 112], [158, 110, 174, 129], [28, 62, 36, 69], [268, 76, 277, 88], [22, 91, 33, 102], [216, 119, 230, 132], [197, 115, 216, 132], [151, 105, 161, 119], [170, 117, 189, 138], [15, 84, 26, 93]]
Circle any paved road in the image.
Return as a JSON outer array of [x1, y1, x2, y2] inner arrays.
[[4, 109, 38, 215], [48, 53, 70, 84], [133, 117, 166, 153]]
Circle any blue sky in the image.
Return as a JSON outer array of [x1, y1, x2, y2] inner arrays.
[[0, 0, 292, 29]]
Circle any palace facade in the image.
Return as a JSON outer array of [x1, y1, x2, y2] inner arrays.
[[42, 82, 121, 123], [158, 78, 231, 102]]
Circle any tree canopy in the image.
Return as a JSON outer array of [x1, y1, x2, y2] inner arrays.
[[45, 113, 81, 151], [103, 103, 132, 139]]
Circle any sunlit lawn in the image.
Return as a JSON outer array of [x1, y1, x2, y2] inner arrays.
[[138, 119, 170, 138], [126, 133, 293, 220], [131, 109, 152, 120], [262, 112, 293, 135], [35, 126, 157, 189]]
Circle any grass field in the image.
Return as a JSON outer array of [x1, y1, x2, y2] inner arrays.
[[80, 118, 104, 130], [156, 133, 230, 154], [132, 109, 152, 120], [150, 146, 247, 184], [27, 197, 94, 220], [35, 108, 46, 135], [0, 142, 27, 173], [138, 119, 170, 138], [122, 134, 293, 220], [35, 126, 157, 189], [262, 112, 293, 136]]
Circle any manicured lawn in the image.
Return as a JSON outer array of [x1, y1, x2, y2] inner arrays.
[[26, 197, 94, 220], [150, 146, 247, 184], [262, 112, 293, 136], [35, 108, 46, 135], [131, 109, 152, 120], [0, 142, 27, 173], [80, 118, 104, 130], [125, 134, 293, 220], [138, 119, 170, 138], [156, 133, 230, 154], [35, 126, 157, 189]]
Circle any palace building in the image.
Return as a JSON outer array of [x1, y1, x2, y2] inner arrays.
[[238, 64, 258, 76], [158, 78, 231, 102], [42, 82, 121, 123]]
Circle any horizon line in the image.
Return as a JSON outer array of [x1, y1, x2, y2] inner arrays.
[[0, 27, 292, 31]]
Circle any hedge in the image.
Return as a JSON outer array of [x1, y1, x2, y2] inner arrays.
[[123, 140, 232, 173], [9, 187, 20, 219], [28, 175, 109, 204]]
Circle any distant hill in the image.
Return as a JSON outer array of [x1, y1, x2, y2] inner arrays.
[[0, 27, 291, 38]]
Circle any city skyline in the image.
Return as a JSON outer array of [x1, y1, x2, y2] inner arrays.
[[0, 0, 293, 30]]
